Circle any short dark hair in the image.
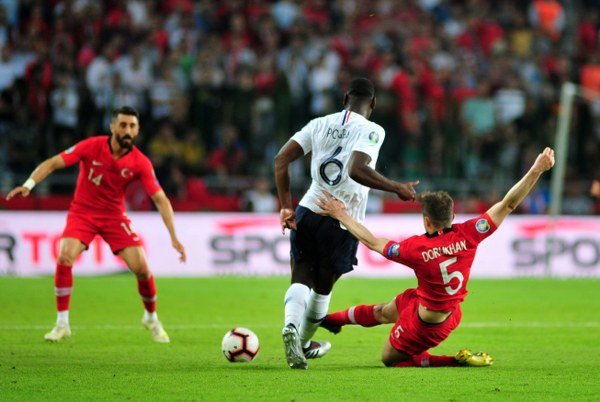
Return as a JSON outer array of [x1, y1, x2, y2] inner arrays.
[[419, 191, 454, 228], [111, 106, 139, 120], [346, 77, 375, 101]]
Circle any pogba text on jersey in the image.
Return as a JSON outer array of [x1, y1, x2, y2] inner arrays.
[[325, 127, 350, 139]]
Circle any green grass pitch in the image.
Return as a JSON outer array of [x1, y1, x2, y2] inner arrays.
[[1, 275, 599, 401]]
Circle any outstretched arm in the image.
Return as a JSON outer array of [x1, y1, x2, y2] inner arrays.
[[349, 151, 419, 201], [274, 139, 304, 234], [6, 154, 66, 200], [486, 147, 555, 227], [151, 190, 186, 263], [316, 192, 390, 255]]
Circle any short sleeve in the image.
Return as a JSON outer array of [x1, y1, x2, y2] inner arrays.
[[383, 240, 401, 261], [290, 118, 318, 154], [138, 155, 162, 196], [60, 138, 93, 167], [351, 124, 385, 162], [383, 238, 415, 270], [459, 213, 498, 245]]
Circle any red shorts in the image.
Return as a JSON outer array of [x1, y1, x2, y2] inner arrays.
[[389, 288, 462, 356], [62, 211, 142, 254]]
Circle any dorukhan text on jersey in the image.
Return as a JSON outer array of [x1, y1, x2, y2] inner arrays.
[[422, 240, 468, 262]]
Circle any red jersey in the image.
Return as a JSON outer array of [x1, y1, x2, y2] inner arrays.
[[60, 136, 162, 215], [383, 213, 497, 311]]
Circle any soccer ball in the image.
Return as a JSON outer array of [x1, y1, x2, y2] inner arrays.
[[222, 327, 260, 362]]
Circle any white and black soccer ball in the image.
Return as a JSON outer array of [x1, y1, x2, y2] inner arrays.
[[222, 327, 260, 362]]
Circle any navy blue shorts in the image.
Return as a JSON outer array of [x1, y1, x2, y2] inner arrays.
[[290, 206, 359, 275]]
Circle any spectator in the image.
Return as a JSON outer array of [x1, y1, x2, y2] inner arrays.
[[6, 107, 41, 180], [576, 9, 598, 59], [86, 41, 118, 127], [110, 72, 147, 120], [113, 43, 153, 91], [147, 122, 186, 198], [0, 5, 15, 48], [180, 128, 207, 177], [49, 71, 80, 140], [308, 51, 338, 117], [581, 45, 600, 82], [2, 1, 598, 214], [494, 75, 526, 124], [510, 10, 534, 58], [277, 34, 309, 131], [206, 124, 247, 179], [24, 39, 53, 126], [0, 45, 20, 91], [224, 67, 256, 144], [148, 122, 183, 167], [251, 56, 278, 164], [241, 177, 278, 213], [189, 45, 224, 149], [460, 80, 497, 178], [528, 0, 565, 42], [85, 42, 116, 99], [271, 0, 300, 31], [148, 61, 181, 122], [562, 180, 594, 215]]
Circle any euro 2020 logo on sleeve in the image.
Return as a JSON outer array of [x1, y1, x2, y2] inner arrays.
[[475, 218, 490, 233], [368, 131, 379, 144], [387, 243, 400, 258]]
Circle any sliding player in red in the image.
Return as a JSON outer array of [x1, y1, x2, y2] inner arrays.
[[316, 148, 555, 367], [6, 106, 186, 343]]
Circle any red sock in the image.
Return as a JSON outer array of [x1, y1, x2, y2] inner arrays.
[[55, 264, 73, 312], [326, 305, 380, 327], [137, 276, 157, 313], [412, 352, 459, 367]]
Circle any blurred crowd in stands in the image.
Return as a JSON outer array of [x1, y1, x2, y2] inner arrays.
[[1, 0, 600, 214]]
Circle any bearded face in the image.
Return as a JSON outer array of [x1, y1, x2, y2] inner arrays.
[[115, 132, 134, 149], [110, 113, 139, 151]]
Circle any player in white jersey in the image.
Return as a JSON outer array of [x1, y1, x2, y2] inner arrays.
[[274, 77, 419, 369]]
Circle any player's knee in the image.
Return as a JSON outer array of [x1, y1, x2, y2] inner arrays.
[[373, 304, 392, 324], [382, 350, 412, 367], [134, 266, 152, 280], [382, 358, 394, 367], [381, 353, 398, 367], [56, 252, 76, 266]]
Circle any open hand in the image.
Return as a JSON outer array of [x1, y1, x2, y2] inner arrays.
[[315, 192, 346, 219], [6, 186, 31, 200]]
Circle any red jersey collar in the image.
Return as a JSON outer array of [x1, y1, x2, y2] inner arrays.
[[425, 227, 453, 238]]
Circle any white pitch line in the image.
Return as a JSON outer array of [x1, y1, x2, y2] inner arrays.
[[461, 322, 600, 328], [0, 322, 599, 331]]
